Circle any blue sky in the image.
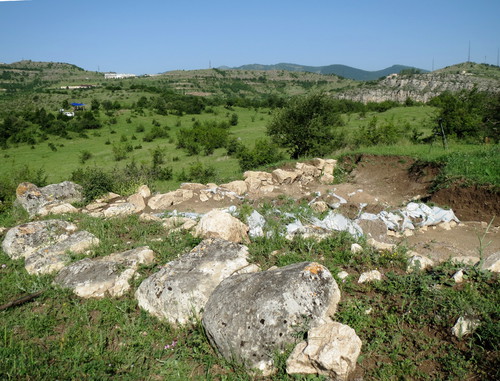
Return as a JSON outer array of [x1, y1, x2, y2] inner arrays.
[[1, 0, 499, 74]]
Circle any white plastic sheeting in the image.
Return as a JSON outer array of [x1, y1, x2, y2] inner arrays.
[[357, 202, 459, 232], [310, 212, 363, 238], [247, 210, 266, 238]]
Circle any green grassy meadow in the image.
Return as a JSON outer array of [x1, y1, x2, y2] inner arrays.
[[1, 104, 437, 186]]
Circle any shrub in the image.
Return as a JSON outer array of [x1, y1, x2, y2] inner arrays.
[[177, 162, 217, 184], [79, 150, 92, 164], [176, 120, 229, 156], [112, 144, 128, 161], [237, 138, 285, 171], [71, 167, 115, 202], [267, 93, 346, 159], [143, 125, 169, 142]]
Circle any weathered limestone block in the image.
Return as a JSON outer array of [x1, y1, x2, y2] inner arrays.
[[358, 270, 382, 283], [296, 163, 321, 178], [194, 210, 249, 243], [272, 169, 299, 185], [148, 189, 194, 210], [367, 238, 396, 252], [103, 202, 137, 218], [55, 246, 155, 298], [40, 181, 83, 203], [244, 171, 274, 192], [136, 239, 256, 325], [310, 158, 326, 171], [24, 231, 100, 275], [319, 173, 334, 184], [96, 192, 121, 203], [350, 243, 363, 254], [407, 253, 434, 272], [481, 252, 500, 273], [180, 183, 206, 191], [85, 202, 107, 211], [244, 171, 274, 184], [323, 159, 337, 176], [127, 193, 146, 213], [220, 180, 248, 196], [2, 220, 78, 260], [16, 181, 83, 217], [162, 217, 197, 232], [310, 201, 329, 213], [37, 202, 79, 217], [199, 190, 212, 202], [139, 213, 162, 222], [286, 321, 362, 381], [137, 184, 151, 198], [2, 220, 99, 275], [202, 262, 341, 376]]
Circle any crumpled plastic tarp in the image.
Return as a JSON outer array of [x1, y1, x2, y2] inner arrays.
[[357, 202, 460, 232], [311, 212, 363, 238], [247, 210, 266, 238]]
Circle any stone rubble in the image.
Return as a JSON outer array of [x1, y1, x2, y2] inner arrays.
[[2, 155, 496, 380]]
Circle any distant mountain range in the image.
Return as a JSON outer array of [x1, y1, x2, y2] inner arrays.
[[220, 63, 428, 81]]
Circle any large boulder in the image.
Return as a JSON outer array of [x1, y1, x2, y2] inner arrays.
[[286, 321, 362, 380], [54, 246, 155, 298], [2, 220, 78, 259], [135, 239, 257, 325], [25, 230, 99, 275], [16, 181, 83, 217], [1, 220, 99, 275], [202, 262, 341, 376], [194, 210, 249, 243]]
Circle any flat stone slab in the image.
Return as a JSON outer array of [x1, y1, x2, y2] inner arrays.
[[55, 246, 155, 298], [1, 220, 99, 275]]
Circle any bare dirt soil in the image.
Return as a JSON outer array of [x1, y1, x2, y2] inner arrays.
[[334, 155, 499, 263]]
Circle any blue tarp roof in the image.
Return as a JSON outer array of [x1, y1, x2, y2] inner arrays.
[[71, 102, 85, 106]]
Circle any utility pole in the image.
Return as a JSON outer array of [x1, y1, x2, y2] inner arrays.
[[468, 41, 471, 62], [497, 48, 499, 67]]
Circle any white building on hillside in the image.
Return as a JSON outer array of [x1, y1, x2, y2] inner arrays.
[[104, 73, 136, 79]]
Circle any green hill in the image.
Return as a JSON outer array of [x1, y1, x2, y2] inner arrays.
[[228, 63, 427, 81]]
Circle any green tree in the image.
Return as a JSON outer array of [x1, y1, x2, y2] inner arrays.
[[91, 98, 100, 111], [430, 89, 486, 140], [267, 94, 345, 159]]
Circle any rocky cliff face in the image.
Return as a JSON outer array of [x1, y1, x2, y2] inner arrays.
[[336, 72, 500, 103]]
